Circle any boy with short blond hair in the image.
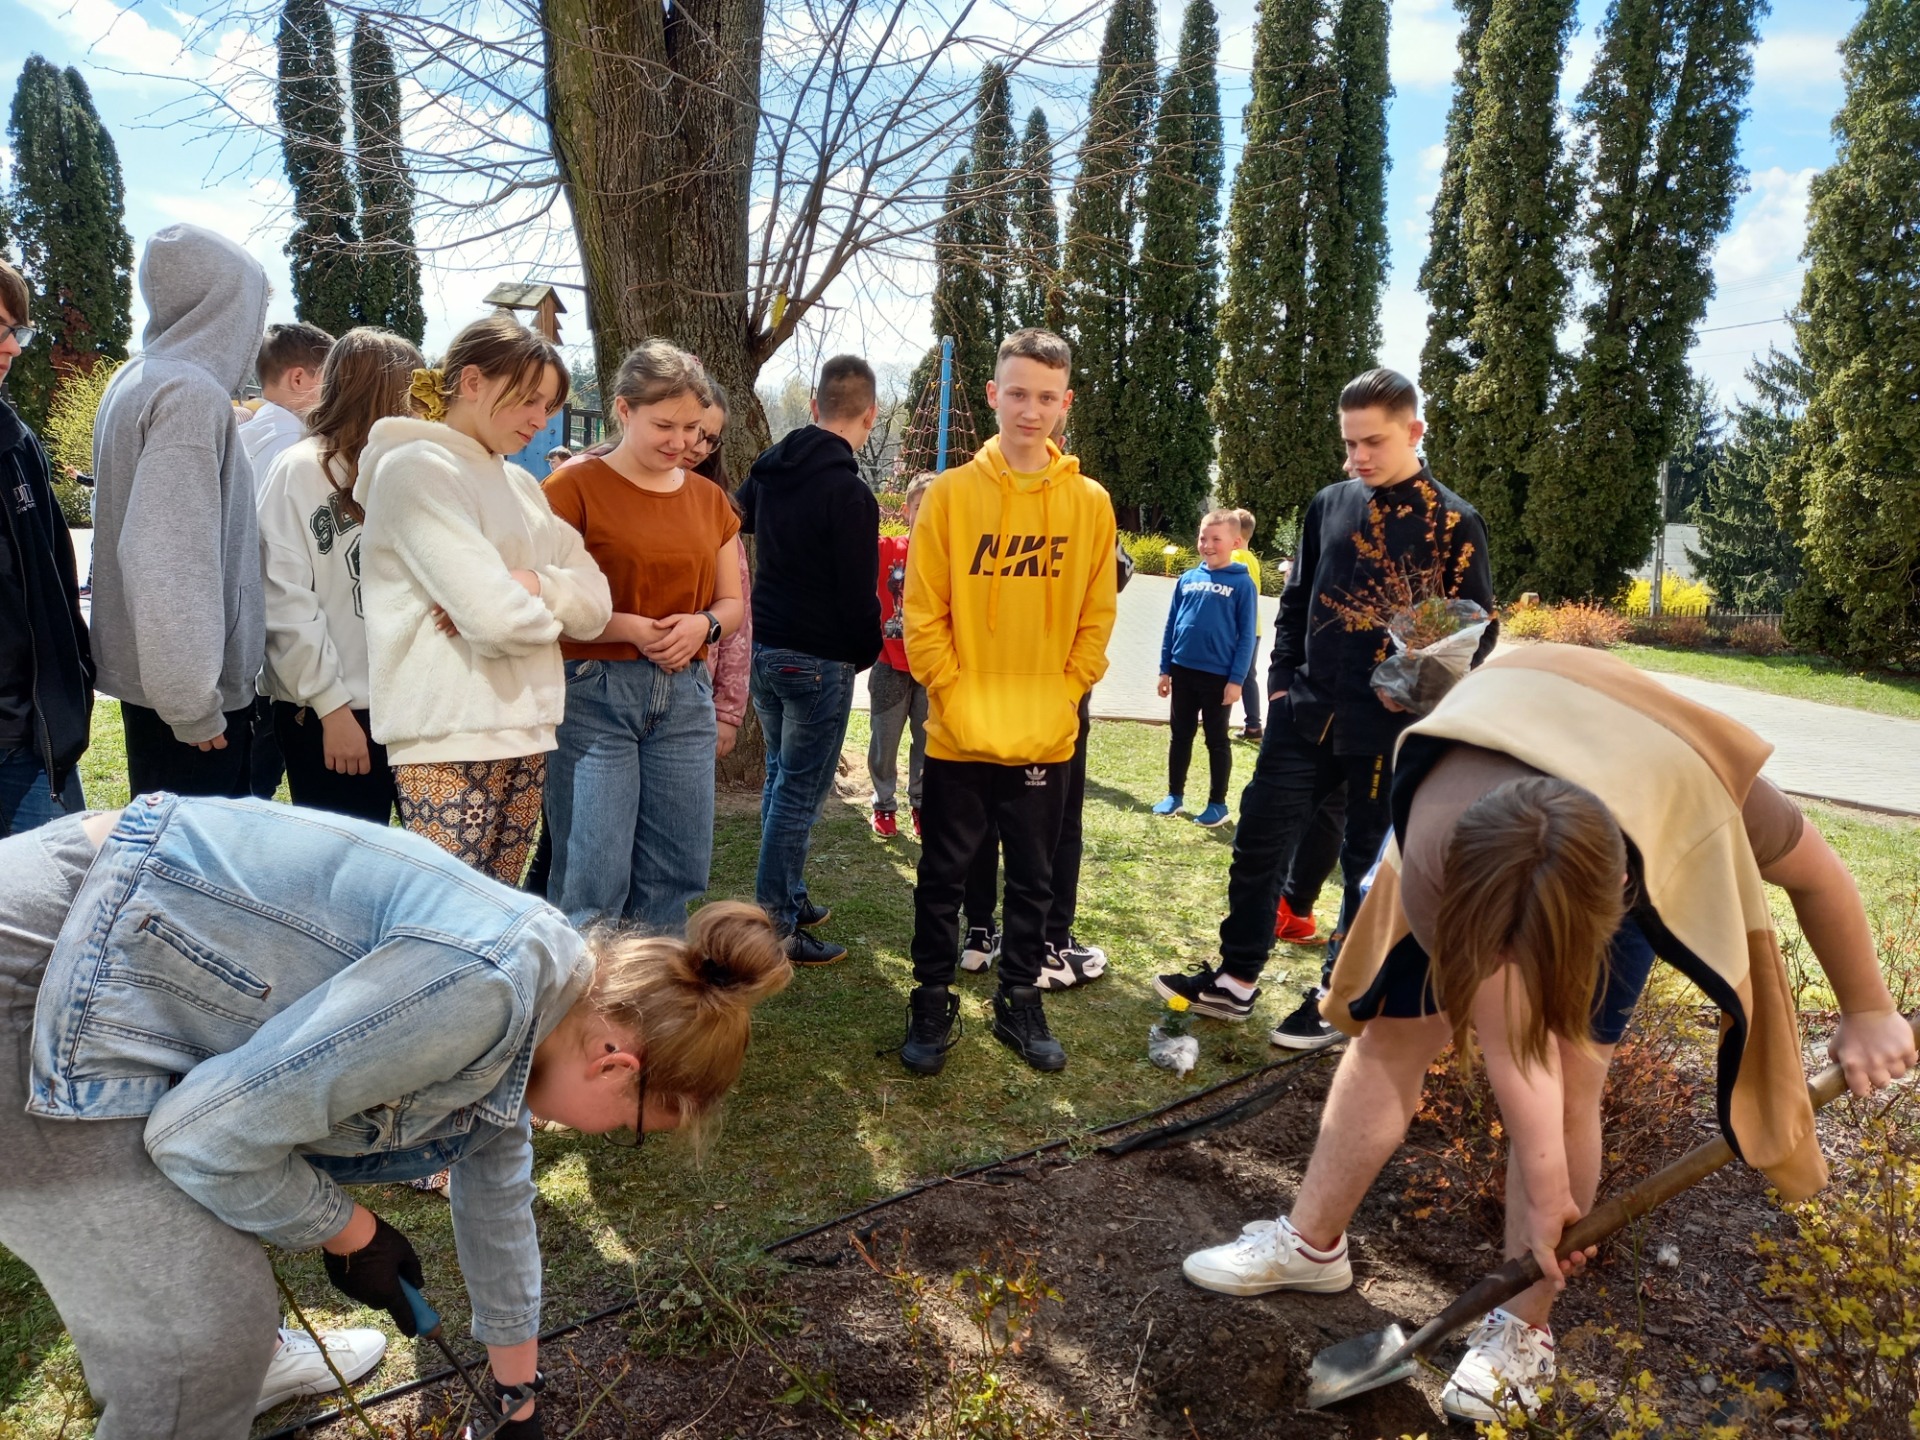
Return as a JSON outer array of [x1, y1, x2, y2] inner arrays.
[[1230, 508, 1267, 738], [894, 328, 1119, 1075], [868, 471, 937, 837], [1154, 508, 1258, 827]]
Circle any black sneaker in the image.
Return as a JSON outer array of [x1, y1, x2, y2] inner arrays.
[[991, 985, 1066, 1071], [1240, 723, 1264, 741], [1154, 964, 1257, 1021], [1270, 987, 1340, 1050], [893, 985, 962, 1075], [796, 898, 831, 928], [959, 925, 1000, 974], [786, 929, 846, 966]]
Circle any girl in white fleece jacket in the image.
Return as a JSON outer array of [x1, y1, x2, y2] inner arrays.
[[355, 314, 611, 884], [258, 327, 423, 825]]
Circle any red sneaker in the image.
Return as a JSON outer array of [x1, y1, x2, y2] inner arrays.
[[1274, 897, 1321, 944], [871, 809, 899, 838], [910, 807, 922, 839]]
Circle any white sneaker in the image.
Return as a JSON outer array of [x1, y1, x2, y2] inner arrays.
[[959, 925, 1001, 974], [255, 1326, 388, 1415], [1181, 1214, 1352, 1296], [1439, 1308, 1556, 1422], [1034, 937, 1108, 990]]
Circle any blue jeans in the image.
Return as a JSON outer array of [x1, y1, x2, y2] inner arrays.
[[751, 644, 856, 932], [548, 656, 717, 935], [0, 747, 85, 838]]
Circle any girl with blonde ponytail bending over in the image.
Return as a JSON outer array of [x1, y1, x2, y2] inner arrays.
[[1178, 644, 1915, 1425]]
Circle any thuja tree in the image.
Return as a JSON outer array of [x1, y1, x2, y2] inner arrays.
[[1061, 0, 1158, 490], [277, 0, 359, 336], [954, 65, 1017, 437], [1416, 0, 1494, 479], [1212, 0, 1339, 528], [348, 19, 424, 344], [1691, 348, 1804, 613], [923, 158, 993, 440], [1781, 0, 1920, 665], [1527, 0, 1762, 600], [1314, 0, 1391, 410], [1126, 0, 1223, 533], [4, 57, 132, 428], [1443, 0, 1578, 594], [1013, 107, 1061, 331]]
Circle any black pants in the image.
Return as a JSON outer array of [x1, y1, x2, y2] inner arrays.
[[1168, 663, 1232, 806], [1241, 649, 1263, 729], [914, 756, 1068, 988], [963, 699, 1090, 947], [122, 702, 255, 799], [249, 695, 284, 801], [1283, 784, 1347, 914], [272, 701, 396, 826], [1218, 699, 1392, 987]]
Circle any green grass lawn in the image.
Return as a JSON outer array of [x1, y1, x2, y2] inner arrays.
[[1614, 643, 1920, 722], [3, 702, 1917, 1436]]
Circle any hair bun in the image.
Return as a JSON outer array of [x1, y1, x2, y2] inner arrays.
[[683, 901, 792, 1007]]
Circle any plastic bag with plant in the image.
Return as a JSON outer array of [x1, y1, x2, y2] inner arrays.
[[1370, 597, 1491, 715]]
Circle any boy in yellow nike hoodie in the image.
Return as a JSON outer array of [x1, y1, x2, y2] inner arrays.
[[895, 329, 1119, 1075]]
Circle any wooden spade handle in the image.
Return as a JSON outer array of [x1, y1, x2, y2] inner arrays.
[[1401, 1012, 1918, 1361]]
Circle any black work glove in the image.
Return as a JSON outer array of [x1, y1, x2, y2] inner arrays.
[[486, 1413, 542, 1440], [322, 1213, 426, 1335]]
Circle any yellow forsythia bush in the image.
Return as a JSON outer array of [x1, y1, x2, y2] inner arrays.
[[1618, 575, 1711, 617]]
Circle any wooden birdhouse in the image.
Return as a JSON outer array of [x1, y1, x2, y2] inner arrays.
[[484, 281, 567, 345]]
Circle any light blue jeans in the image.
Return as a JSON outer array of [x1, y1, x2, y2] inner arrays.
[[548, 656, 717, 935], [751, 644, 856, 933]]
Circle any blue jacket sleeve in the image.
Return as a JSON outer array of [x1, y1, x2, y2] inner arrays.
[[1159, 577, 1180, 674], [448, 1114, 542, 1347], [1228, 574, 1258, 686]]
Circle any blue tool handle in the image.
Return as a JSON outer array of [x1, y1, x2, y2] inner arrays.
[[398, 1277, 442, 1337]]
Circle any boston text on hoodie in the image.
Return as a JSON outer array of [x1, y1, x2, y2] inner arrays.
[[1160, 561, 1257, 683], [735, 425, 882, 669], [89, 224, 271, 744], [903, 436, 1118, 767]]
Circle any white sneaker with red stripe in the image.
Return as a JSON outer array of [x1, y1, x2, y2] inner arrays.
[[1181, 1214, 1352, 1296], [1440, 1307, 1556, 1421]]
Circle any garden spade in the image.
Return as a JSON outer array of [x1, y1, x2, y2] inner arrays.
[[1304, 1011, 1918, 1411]]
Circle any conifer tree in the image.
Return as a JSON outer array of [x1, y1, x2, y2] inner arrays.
[[349, 19, 425, 343], [1128, 0, 1223, 532], [1416, 0, 1493, 478], [1061, 0, 1158, 489], [1314, 0, 1391, 401], [278, 0, 359, 336], [927, 158, 994, 438], [1526, 0, 1762, 599], [1213, 0, 1339, 527], [4, 57, 133, 427], [1784, 0, 1920, 664], [1443, 0, 1578, 594], [957, 65, 1016, 435], [1691, 348, 1804, 613], [1013, 108, 1061, 331]]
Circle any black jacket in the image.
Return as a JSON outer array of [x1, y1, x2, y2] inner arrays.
[[0, 397, 94, 795], [1268, 466, 1495, 755], [736, 425, 883, 669]]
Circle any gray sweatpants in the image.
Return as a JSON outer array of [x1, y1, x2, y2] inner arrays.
[[0, 815, 278, 1439]]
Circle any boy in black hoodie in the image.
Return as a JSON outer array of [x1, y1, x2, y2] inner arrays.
[[0, 260, 94, 836], [1155, 369, 1495, 1047], [737, 355, 883, 965]]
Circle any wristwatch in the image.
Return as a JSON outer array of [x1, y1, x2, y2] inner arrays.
[[699, 610, 722, 647]]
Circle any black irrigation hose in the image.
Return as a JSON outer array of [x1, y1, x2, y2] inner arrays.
[[258, 1043, 1338, 1440]]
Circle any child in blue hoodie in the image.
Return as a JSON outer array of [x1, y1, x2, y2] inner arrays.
[[1155, 510, 1258, 826]]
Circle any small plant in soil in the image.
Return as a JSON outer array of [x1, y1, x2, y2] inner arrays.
[[1477, 1324, 1762, 1439]]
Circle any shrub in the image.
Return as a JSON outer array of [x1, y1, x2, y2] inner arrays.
[[41, 358, 121, 482], [52, 478, 91, 528], [1118, 532, 1198, 578], [1660, 614, 1712, 648], [1729, 620, 1786, 656], [1618, 575, 1712, 617], [1503, 603, 1553, 640], [1755, 1109, 1920, 1435], [1545, 602, 1630, 649]]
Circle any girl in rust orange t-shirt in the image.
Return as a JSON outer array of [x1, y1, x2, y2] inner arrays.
[[542, 340, 742, 934]]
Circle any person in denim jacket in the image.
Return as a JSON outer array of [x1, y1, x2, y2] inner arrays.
[[1, 796, 789, 1440]]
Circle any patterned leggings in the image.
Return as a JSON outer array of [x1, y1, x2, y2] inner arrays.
[[393, 755, 547, 885]]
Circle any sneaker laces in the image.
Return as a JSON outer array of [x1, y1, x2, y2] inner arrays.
[[1455, 1309, 1555, 1406], [878, 988, 962, 1059], [996, 990, 1055, 1043]]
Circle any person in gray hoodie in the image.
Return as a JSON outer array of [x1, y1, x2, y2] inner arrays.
[[91, 224, 270, 797]]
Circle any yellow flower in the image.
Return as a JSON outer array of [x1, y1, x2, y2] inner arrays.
[[409, 367, 447, 422], [1166, 995, 1190, 1014]]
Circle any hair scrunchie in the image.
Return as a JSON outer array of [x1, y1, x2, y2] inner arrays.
[[409, 367, 447, 421]]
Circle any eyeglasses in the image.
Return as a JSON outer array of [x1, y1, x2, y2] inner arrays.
[[1, 325, 36, 349], [604, 1065, 648, 1149]]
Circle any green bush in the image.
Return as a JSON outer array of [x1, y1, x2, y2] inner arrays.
[[1503, 602, 1553, 640], [1119, 532, 1198, 578], [52, 479, 91, 528]]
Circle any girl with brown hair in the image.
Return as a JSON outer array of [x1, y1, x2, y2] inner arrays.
[[1179, 645, 1915, 1423], [355, 314, 611, 883], [258, 327, 423, 824], [541, 339, 743, 934]]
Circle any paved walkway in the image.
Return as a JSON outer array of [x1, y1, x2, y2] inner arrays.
[[72, 530, 1919, 815]]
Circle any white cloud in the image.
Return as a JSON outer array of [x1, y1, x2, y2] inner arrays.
[[1752, 31, 1844, 93], [1713, 165, 1814, 287], [1390, 0, 1460, 93], [1377, 282, 1428, 388], [1418, 142, 1446, 176]]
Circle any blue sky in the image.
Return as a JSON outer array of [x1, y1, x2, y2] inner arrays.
[[1, 0, 1851, 406]]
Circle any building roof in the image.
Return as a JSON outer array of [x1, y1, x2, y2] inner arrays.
[[483, 281, 567, 314]]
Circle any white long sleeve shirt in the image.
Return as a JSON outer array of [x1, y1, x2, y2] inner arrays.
[[239, 401, 308, 491], [257, 436, 371, 716]]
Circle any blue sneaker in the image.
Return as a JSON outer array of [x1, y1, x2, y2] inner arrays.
[[1192, 802, 1231, 827], [1151, 794, 1183, 817]]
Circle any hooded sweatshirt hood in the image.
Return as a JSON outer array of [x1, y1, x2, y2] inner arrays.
[[901, 435, 1119, 766], [138, 224, 272, 394]]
